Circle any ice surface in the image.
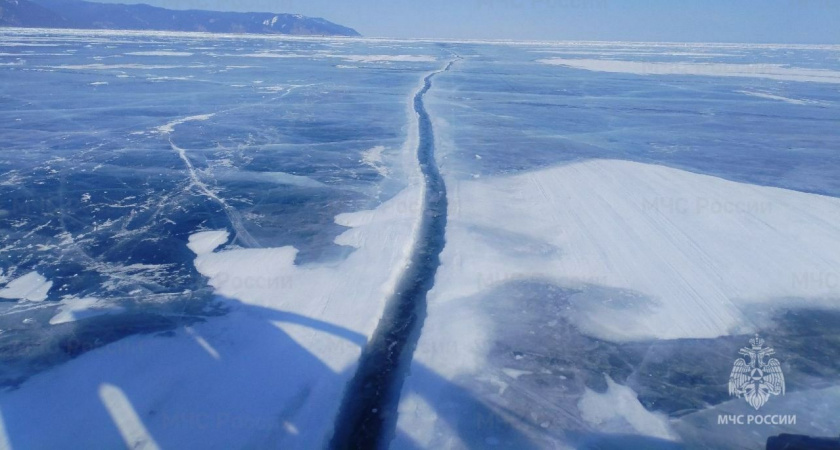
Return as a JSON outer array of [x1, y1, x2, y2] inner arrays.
[[398, 158, 840, 447], [0, 30, 440, 446], [48, 63, 193, 70], [125, 51, 193, 56], [538, 58, 840, 83], [340, 55, 437, 63], [3, 29, 840, 449], [0, 272, 52, 302]]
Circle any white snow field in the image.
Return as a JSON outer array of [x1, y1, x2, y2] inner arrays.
[[397, 159, 840, 447]]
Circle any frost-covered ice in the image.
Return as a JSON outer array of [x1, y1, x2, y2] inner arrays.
[[538, 58, 840, 83], [0, 271, 52, 302]]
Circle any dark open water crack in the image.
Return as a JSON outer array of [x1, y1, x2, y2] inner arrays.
[[329, 58, 457, 450]]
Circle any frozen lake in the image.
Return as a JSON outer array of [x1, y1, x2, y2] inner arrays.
[[1, 28, 840, 449]]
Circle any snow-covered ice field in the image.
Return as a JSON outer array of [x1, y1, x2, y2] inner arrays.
[[2, 28, 840, 449]]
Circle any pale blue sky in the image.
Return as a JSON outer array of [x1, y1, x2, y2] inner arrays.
[[94, 0, 839, 43]]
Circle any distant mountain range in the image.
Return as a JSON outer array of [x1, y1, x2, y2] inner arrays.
[[0, 0, 361, 36]]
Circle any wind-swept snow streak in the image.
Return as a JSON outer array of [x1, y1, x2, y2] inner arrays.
[[331, 58, 458, 449]]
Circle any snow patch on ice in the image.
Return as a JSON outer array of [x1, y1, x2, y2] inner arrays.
[[155, 113, 214, 134], [187, 230, 229, 255], [395, 393, 461, 449], [538, 58, 840, 83], [49, 297, 124, 325], [223, 170, 326, 188], [361, 145, 389, 177], [147, 76, 193, 82], [0, 271, 52, 302], [236, 52, 309, 59], [48, 63, 190, 70], [736, 90, 819, 105], [427, 159, 840, 343], [125, 51, 193, 56], [341, 55, 437, 63], [578, 376, 678, 441], [501, 368, 531, 379]]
